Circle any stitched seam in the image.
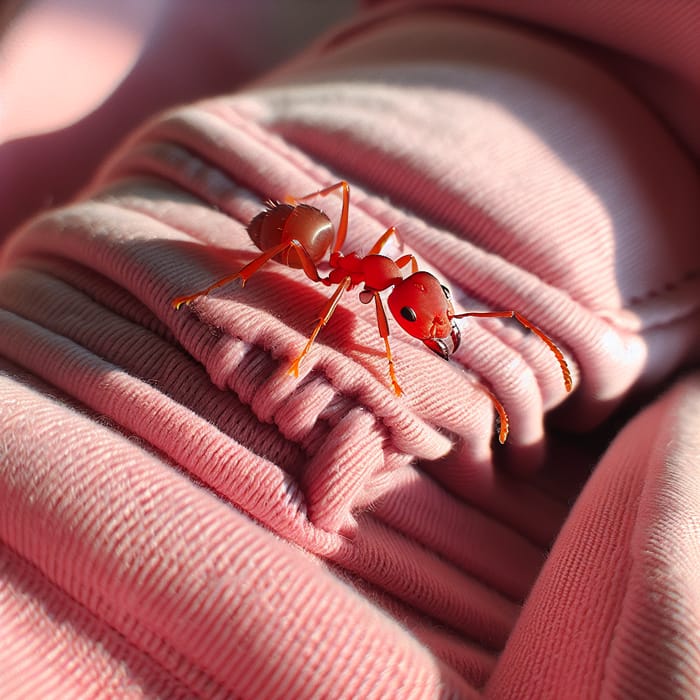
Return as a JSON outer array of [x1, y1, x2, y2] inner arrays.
[[626, 268, 700, 308]]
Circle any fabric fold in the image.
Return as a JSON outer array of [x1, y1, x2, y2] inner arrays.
[[486, 372, 700, 699], [1, 3, 699, 697]]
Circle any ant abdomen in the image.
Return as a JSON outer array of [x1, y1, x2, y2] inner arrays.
[[247, 203, 334, 268]]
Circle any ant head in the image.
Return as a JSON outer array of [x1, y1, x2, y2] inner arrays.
[[387, 271, 461, 359]]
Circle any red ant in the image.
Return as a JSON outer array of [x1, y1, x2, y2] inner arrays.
[[172, 181, 572, 443]]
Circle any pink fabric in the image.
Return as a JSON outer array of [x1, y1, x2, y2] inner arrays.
[[1, 1, 699, 698]]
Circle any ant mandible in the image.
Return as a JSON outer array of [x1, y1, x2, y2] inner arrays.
[[172, 181, 572, 443]]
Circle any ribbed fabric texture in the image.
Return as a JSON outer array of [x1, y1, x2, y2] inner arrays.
[[1, 2, 699, 698]]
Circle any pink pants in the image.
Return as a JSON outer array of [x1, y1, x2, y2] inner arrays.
[[1, 1, 699, 697]]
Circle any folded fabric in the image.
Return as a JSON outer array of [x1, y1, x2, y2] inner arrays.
[[1, 3, 699, 698]]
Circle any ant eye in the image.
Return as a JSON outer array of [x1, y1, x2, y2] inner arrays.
[[400, 306, 417, 322], [440, 285, 451, 299]]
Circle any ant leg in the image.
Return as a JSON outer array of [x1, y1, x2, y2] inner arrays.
[[172, 239, 320, 309], [368, 226, 399, 255], [286, 181, 350, 255], [395, 253, 419, 274], [369, 226, 419, 274], [288, 276, 352, 378], [476, 384, 510, 444], [371, 291, 403, 396], [453, 310, 572, 392], [284, 240, 324, 283]]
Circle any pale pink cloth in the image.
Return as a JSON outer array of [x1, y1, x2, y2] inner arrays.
[[1, 1, 700, 698]]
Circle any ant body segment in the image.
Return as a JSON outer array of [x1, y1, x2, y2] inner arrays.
[[172, 181, 572, 443]]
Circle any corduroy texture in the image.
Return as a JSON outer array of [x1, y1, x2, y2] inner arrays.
[[1, 2, 699, 698]]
